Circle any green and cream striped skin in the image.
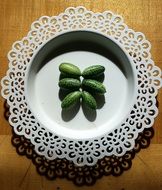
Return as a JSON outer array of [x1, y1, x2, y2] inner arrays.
[[82, 91, 97, 109], [59, 63, 81, 77], [59, 78, 81, 90], [82, 65, 105, 78], [82, 79, 106, 94], [59, 63, 106, 110], [61, 91, 82, 109]]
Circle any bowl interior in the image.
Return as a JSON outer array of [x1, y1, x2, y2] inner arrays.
[[25, 31, 137, 140]]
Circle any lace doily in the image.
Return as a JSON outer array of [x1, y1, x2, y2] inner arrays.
[[1, 6, 162, 166]]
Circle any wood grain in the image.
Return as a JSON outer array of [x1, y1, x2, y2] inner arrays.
[[0, 0, 162, 189]]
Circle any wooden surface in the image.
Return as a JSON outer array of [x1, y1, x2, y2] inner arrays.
[[0, 0, 162, 189]]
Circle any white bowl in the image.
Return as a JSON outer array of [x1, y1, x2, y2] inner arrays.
[[25, 30, 137, 140]]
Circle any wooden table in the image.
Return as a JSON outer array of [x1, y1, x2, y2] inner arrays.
[[0, 0, 162, 189]]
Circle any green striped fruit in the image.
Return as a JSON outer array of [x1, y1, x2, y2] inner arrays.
[[82, 91, 97, 110], [82, 65, 105, 78], [61, 91, 82, 109], [59, 63, 81, 77], [59, 78, 81, 90], [82, 79, 106, 94]]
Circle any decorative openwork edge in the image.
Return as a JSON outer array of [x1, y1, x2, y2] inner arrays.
[[1, 6, 162, 166]]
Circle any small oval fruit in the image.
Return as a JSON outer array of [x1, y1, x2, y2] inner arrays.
[[82, 65, 105, 78], [82, 91, 97, 110], [59, 78, 81, 90], [59, 63, 81, 77], [82, 79, 106, 94], [61, 91, 82, 109]]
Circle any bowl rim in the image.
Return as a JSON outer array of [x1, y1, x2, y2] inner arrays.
[[24, 29, 138, 140]]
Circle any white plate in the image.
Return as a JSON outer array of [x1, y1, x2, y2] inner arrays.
[[1, 7, 161, 166], [25, 30, 137, 140]]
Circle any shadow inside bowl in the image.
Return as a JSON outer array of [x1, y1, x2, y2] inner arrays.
[[37, 39, 126, 76], [94, 94, 106, 109], [82, 102, 97, 122]]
